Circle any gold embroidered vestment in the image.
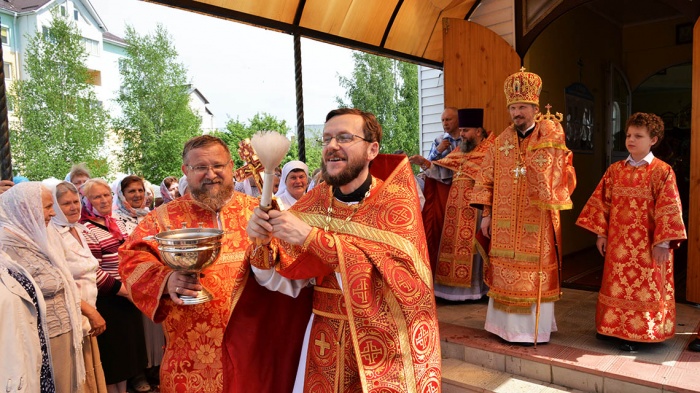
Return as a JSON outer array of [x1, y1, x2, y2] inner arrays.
[[249, 156, 442, 393], [471, 120, 576, 313], [432, 136, 493, 287], [576, 159, 686, 342], [119, 195, 254, 393]]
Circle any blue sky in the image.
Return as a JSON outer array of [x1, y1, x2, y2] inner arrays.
[[89, 0, 355, 130]]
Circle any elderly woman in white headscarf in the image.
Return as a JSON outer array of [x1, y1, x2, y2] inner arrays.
[[275, 160, 309, 210], [46, 180, 108, 393], [0, 182, 85, 392]]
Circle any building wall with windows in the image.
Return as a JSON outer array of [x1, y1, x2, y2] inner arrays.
[[1, 0, 127, 121], [1, 0, 214, 135]]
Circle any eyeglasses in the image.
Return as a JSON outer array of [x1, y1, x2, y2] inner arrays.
[[187, 161, 230, 175], [319, 133, 370, 146]]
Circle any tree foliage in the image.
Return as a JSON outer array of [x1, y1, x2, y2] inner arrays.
[[336, 52, 419, 155], [210, 112, 324, 172], [113, 24, 201, 182], [9, 11, 109, 180]]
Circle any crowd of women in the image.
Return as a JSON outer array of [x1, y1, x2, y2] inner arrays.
[[0, 159, 317, 393], [0, 163, 184, 393]]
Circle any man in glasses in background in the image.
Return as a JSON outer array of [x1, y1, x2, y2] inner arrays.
[[119, 135, 311, 393], [246, 108, 442, 392]]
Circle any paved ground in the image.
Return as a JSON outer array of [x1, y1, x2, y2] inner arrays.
[[438, 288, 700, 392]]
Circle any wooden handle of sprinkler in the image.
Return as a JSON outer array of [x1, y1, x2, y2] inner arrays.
[[259, 170, 276, 212]]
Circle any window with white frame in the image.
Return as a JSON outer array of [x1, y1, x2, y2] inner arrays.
[[82, 38, 100, 56], [1, 26, 9, 45], [3, 63, 11, 80], [74, 10, 79, 21]]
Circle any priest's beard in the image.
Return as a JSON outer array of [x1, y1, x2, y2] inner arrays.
[[322, 150, 367, 188], [460, 138, 477, 153], [191, 181, 234, 211]]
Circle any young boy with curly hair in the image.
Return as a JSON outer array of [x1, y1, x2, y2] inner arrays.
[[576, 112, 686, 352]]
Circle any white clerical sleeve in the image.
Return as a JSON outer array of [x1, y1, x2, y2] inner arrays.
[[251, 266, 314, 298]]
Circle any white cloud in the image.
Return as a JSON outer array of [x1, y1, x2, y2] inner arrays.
[[90, 0, 355, 129]]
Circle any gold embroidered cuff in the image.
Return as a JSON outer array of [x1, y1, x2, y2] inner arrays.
[[247, 241, 278, 270]]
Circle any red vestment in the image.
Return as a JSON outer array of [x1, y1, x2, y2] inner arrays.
[[432, 136, 494, 287], [576, 159, 686, 342], [249, 155, 442, 393], [471, 119, 576, 313], [119, 194, 310, 393], [420, 177, 451, 274]]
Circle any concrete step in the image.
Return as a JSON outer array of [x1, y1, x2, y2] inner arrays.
[[442, 358, 586, 393], [439, 323, 693, 393]]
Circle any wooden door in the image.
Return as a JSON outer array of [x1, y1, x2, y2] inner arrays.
[[687, 18, 700, 303], [443, 18, 520, 135]]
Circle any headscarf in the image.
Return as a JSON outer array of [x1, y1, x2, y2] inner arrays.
[[160, 177, 179, 204], [240, 177, 260, 197], [143, 180, 154, 209], [13, 175, 29, 184], [0, 182, 86, 389], [178, 175, 189, 196], [80, 179, 124, 241], [276, 161, 309, 196], [275, 160, 309, 210], [114, 177, 149, 218], [110, 174, 127, 209], [43, 180, 88, 230]]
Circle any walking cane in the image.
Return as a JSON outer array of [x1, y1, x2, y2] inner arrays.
[[534, 267, 543, 348]]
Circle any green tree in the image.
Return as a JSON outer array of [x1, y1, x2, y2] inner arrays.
[[296, 125, 323, 172], [114, 24, 201, 182], [211, 112, 290, 169], [210, 112, 325, 173], [336, 52, 419, 155], [9, 11, 109, 180]]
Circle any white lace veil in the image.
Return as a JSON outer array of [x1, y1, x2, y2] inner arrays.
[[0, 182, 58, 256]]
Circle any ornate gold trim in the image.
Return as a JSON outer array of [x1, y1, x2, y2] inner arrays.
[[298, 212, 433, 289]]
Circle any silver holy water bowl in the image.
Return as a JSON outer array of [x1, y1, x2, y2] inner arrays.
[[154, 228, 224, 305]]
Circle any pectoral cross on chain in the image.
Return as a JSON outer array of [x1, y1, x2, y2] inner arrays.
[[233, 139, 264, 190], [512, 166, 526, 180]]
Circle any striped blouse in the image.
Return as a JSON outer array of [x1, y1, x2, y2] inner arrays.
[[82, 220, 127, 296]]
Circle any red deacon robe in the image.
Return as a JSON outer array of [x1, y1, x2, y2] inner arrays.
[[576, 158, 686, 342], [248, 155, 442, 393]]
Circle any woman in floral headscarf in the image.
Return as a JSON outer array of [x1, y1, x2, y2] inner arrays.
[[113, 175, 163, 391], [80, 179, 147, 393], [0, 182, 85, 392], [112, 176, 149, 235]]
